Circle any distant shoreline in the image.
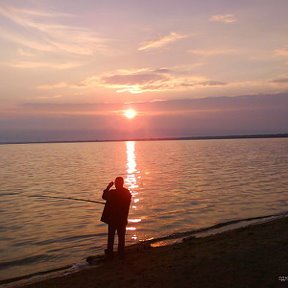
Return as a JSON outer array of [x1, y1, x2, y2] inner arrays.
[[0, 133, 287, 145]]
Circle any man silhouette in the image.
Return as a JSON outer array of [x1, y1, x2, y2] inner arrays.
[[101, 177, 131, 257]]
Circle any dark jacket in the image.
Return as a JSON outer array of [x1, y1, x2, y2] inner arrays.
[[101, 187, 131, 226]]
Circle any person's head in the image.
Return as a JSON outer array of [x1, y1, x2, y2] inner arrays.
[[115, 176, 124, 189]]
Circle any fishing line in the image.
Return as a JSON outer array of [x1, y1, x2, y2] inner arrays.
[[1, 191, 106, 205], [28, 194, 105, 205]]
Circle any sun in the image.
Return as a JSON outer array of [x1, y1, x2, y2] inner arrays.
[[123, 109, 137, 119]]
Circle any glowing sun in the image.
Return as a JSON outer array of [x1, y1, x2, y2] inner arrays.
[[123, 109, 137, 119]]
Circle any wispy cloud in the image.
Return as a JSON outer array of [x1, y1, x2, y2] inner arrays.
[[37, 82, 71, 90], [6, 61, 82, 70], [271, 75, 288, 84], [274, 48, 288, 57], [0, 5, 109, 56], [138, 32, 187, 51], [36, 94, 63, 100], [36, 67, 226, 94], [223, 78, 288, 95], [188, 48, 239, 56], [17, 48, 37, 57], [210, 14, 237, 24], [272, 78, 288, 83], [97, 68, 226, 94], [0, 28, 54, 52], [0, 6, 73, 18]]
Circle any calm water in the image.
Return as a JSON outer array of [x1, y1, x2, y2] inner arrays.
[[0, 138, 288, 282]]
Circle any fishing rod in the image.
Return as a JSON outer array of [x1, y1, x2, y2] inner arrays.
[[29, 194, 105, 205]]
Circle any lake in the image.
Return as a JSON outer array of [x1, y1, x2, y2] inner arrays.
[[0, 138, 287, 283]]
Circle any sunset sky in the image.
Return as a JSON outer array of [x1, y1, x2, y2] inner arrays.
[[0, 0, 287, 142]]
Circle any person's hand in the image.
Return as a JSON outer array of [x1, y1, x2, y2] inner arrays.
[[107, 181, 114, 188]]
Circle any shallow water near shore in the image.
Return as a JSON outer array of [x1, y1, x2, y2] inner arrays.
[[0, 138, 288, 284], [2, 211, 288, 288]]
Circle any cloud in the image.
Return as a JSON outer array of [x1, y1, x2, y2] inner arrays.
[[0, 29, 54, 52], [0, 5, 109, 56], [188, 48, 239, 56], [271, 78, 288, 84], [197, 81, 226, 86], [38, 67, 226, 94], [17, 48, 37, 57], [97, 68, 226, 94], [37, 82, 70, 90], [4, 7, 72, 18], [36, 94, 63, 100], [19, 93, 288, 114], [153, 68, 171, 74], [1, 93, 287, 143], [138, 32, 187, 51], [102, 73, 166, 85], [210, 14, 237, 24], [6, 61, 82, 70], [36, 69, 288, 97], [219, 77, 288, 96], [274, 48, 288, 57]]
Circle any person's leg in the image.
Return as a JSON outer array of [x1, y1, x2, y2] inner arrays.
[[106, 224, 116, 255], [117, 225, 126, 255]]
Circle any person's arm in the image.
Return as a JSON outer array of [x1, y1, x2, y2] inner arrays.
[[102, 181, 114, 200]]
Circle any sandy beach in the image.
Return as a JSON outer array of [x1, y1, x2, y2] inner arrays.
[[17, 216, 288, 288]]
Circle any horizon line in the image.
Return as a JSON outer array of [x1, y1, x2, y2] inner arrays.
[[0, 133, 287, 146]]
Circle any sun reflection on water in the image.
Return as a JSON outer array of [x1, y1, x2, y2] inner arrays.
[[125, 141, 142, 241]]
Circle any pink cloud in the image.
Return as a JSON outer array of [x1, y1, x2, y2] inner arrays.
[[138, 32, 187, 51], [97, 69, 226, 94], [210, 14, 237, 24]]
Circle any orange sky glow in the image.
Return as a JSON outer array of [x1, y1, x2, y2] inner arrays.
[[0, 0, 287, 142]]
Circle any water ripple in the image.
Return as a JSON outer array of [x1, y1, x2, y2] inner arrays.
[[0, 138, 287, 282]]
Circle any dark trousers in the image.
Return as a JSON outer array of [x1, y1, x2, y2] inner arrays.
[[107, 224, 126, 254]]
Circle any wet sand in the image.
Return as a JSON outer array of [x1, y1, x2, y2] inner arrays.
[[21, 217, 288, 288]]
